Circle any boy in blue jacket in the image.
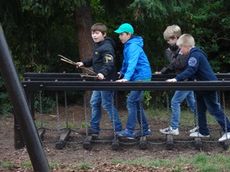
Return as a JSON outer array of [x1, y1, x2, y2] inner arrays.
[[167, 34, 230, 141], [114, 23, 152, 139]]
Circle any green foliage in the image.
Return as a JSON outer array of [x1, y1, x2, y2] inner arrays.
[[0, 77, 12, 115], [129, 0, 230, 72], [34, 95, 56, 114]]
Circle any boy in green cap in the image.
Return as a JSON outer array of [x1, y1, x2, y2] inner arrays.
[[114, 23, 152, 139]]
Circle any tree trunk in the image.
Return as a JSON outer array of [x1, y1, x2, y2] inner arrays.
[[75, 1, 93, 61]]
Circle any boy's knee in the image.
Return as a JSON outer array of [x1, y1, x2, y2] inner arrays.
[[171, 101, 181, 107], [90, 100, 101, 107]]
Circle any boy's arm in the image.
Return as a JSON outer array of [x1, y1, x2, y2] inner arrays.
[[98, 49, 115, 77], [161, 49, 189, 74], [175, 56, 199, 81], [123, 44, 140, 80], [159, 49, 176, 74], [82, 58, 93, 67]]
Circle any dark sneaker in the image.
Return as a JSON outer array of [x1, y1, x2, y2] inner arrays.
[[134, 129, 152, 138], [117, 129, 135, 139], [87, 128, 99, 136]]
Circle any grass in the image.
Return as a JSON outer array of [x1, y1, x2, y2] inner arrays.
[[112, 152, 230, 172], [3, 154, 230, 171], [78, 162, 92, 170], [147, 108, 230, 126], [0, 161, 15, 170]]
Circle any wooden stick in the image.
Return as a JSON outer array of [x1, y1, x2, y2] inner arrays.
[[58, 54, 96, 75], [80, 74, 98, 78], [60, 58, 76, 65]]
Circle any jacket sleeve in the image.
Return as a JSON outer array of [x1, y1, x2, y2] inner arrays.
[[98, 48, 115, 77], [120, 59, 126, 75], [175, 56, 199, 81], [123, 44, 140, 80], [160, 49, 176, 74], [82, 58, 93, 67], [161, 53, 188, 74]]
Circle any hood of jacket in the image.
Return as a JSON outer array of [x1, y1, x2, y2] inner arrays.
[[125, 36, 144, 48], [95, 37, 116, 49]]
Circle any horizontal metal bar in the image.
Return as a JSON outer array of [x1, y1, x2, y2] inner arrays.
[[24, 72, 230, 81], [22, 80, 230, 91]]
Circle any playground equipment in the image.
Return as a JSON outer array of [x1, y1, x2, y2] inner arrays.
[[19, 72, 230, 150], [0, 25, 49, 172]]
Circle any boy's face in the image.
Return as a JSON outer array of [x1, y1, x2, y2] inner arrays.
[[179, 45, 191, 55], [91, 30, 105, 43], [167, 36, 177, 46], [119, 33, 131, 44]]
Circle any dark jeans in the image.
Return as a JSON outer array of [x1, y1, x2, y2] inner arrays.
[[90, 90, 122, 132], [126, 90, 149, 132], [196, 91, 230, 135]]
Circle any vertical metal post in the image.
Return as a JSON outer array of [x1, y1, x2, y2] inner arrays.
[[0, 25, 49, 172]]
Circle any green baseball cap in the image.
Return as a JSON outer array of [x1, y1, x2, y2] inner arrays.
[[114, 23, 134, 34]]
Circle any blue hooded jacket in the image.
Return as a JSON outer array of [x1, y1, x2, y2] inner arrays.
[[176, 47, 217, 81], [120, 36, 152, 81]]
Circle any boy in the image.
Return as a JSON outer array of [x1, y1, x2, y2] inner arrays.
[[158, 25, 197, 135], [76, 23, 122, 136], [167, 34, 230, 141], [114, 23, 152, 139]]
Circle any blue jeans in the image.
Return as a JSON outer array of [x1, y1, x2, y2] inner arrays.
[[90, 90, 122, 132], [170, 90, 196, 129], [126, 91, 149, 132], [196, 91, 230, 135]]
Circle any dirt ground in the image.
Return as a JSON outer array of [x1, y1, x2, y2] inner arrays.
[[0, 105, 230, 172]]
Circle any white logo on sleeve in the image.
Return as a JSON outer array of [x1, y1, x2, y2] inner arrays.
[[188, 57, 197, 67]]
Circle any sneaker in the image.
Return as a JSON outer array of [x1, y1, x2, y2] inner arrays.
[[189, 126, 199, 133], [116, 129, 135, 139], [134, 129, 152, 138], [159, 126, 179, 135], [189, 131, 210, 138], [218, 132, 230, 142], [87, 128, 99, 136]]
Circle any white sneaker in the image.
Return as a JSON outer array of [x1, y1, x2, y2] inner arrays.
[[189, 126, 199, 133], [159, 126, 179, 135], [218, 132, 230, 142], [189, 131, 210, 138]]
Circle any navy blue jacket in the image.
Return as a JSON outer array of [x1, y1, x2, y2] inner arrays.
[[176, 47, 217, 81], [83, 37, 116, 80]]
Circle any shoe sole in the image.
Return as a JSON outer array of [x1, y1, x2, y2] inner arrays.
[[218, 138, 230, 142], [159, 131, 179, 136], [117, 135, 135, 139], [189, 135, 210, 138]]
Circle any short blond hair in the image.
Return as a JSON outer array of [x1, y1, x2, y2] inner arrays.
[[176, 34, 195, 47], [163, 25, 181, 40]]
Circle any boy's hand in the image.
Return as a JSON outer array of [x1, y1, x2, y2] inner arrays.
[[76, 62, 84, 68], [166, 78, 177, 82], [116, 78, 128, 82], [155, 71, 162, 74], [97, 73, 105, 80]]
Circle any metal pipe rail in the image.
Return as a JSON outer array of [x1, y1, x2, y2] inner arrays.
[[23, 72, 230, 81], [22, 80, 230, 91]]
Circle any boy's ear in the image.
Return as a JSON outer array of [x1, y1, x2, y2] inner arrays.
[[103, 33, 107, 37]]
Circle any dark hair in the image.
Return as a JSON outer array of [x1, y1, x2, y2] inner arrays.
[[91, 23, 107, 34]]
